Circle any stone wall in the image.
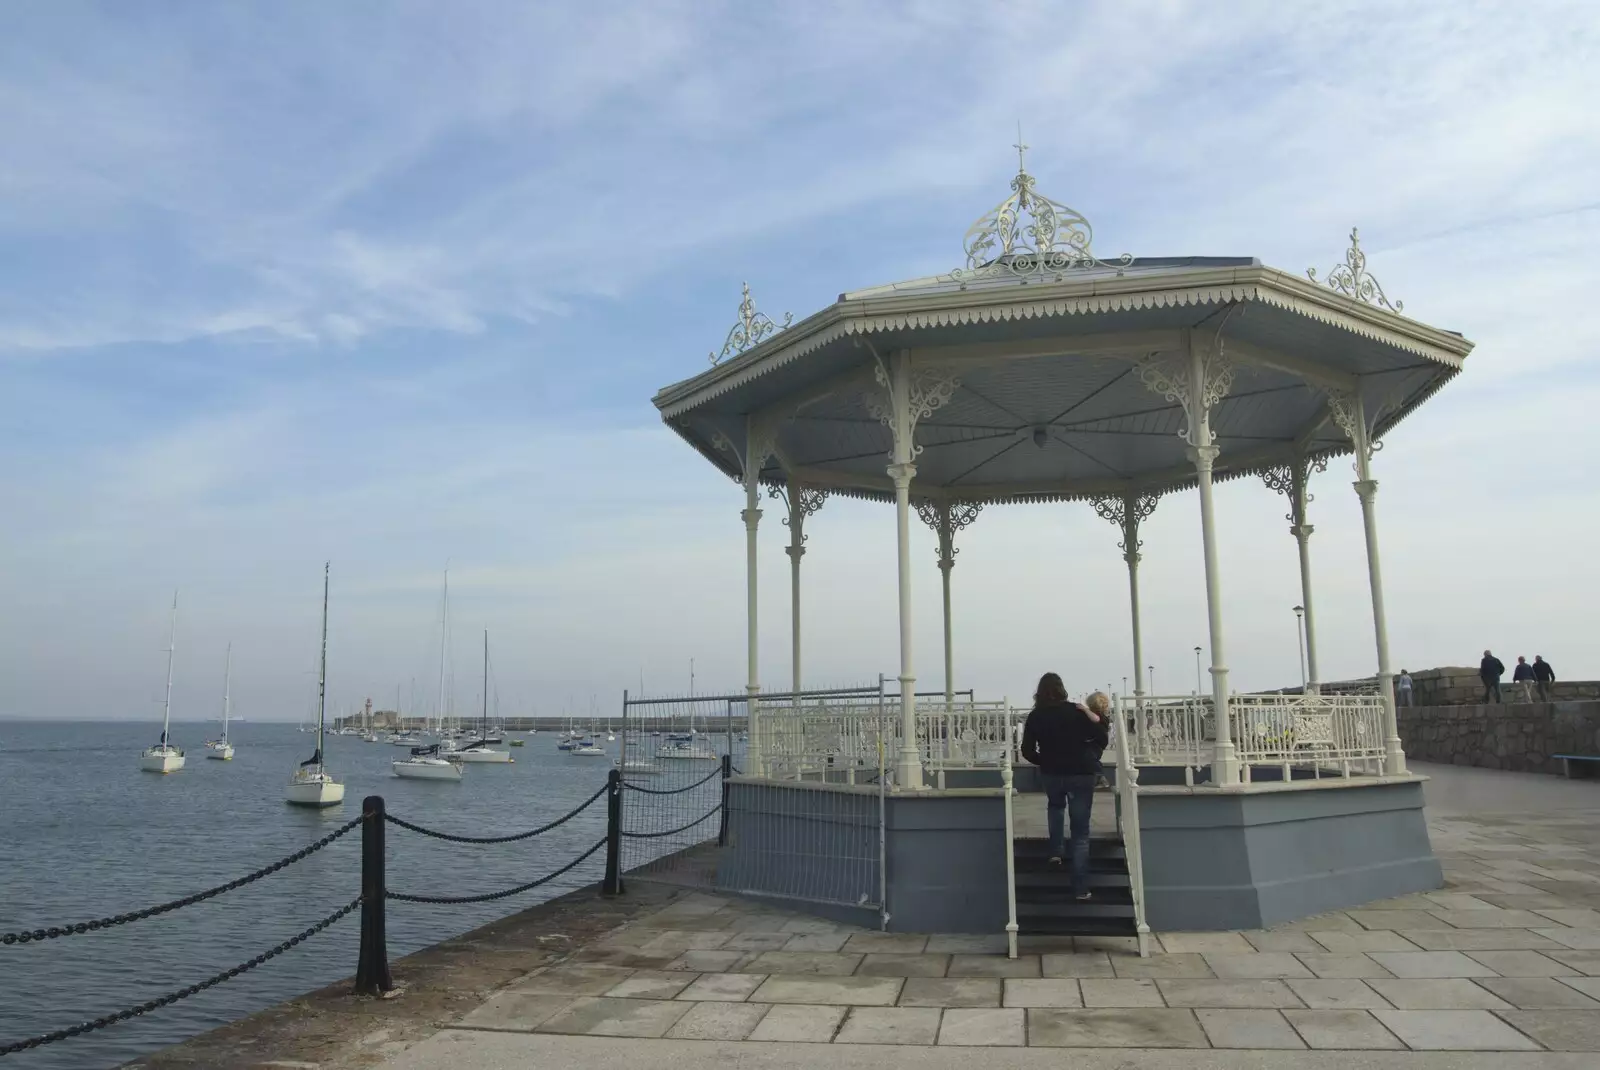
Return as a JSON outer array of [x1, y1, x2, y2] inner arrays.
[[1404, 667, 1598, 706], [1396, 700, 1600, 775]]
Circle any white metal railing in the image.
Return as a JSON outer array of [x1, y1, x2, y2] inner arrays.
[[1230, 692, 1387, 780], [750, 695, 890, 782], [1110, 699, 1152, 958], [1116, 695, 1215, 779], [1000, 729, 1019, 959]]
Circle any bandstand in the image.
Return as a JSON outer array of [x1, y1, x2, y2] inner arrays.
[[651, 150, 1470, 939]]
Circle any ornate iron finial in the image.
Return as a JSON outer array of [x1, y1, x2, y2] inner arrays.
[[709, 282, 793, 366], [955, 145, 1132, 283], [1308, 228, 1404, 314]]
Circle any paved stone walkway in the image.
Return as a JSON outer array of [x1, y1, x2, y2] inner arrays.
[[375, 763, 1600, 1061]]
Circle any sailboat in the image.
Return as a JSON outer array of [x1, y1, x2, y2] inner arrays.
[[140, 593, 186, 774], [395, 568, 466, 781], [454, 631, 513, 763], [286, 564, 346, 807], [205, 644, 235, 760]]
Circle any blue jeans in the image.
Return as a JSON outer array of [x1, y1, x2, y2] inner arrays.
[[1041, 772, 1096, 892]]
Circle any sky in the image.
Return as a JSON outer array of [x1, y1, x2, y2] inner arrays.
[[1, 0, 1597, 725]]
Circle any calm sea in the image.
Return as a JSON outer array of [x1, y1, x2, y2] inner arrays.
[[0, 720, 641, 1070]]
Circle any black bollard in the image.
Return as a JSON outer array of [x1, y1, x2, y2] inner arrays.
[[718, 753, 732, 847], [354, 795, 393, 996], [602, 768, 624, 896]]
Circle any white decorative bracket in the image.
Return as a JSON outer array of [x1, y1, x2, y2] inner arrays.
[[1308, 228, 1404, 314], [1135, 338, 1234, 447], [711, 419, 782, 487], [1091, 493, 1159, 565], [915, 499, 983, 569], [1260, 455, 1329, 530], [770, 483, 828, 558], [862, 358, 962, 459], [710, 282, 793, 366]]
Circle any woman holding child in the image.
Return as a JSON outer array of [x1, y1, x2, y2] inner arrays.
[[1019, 673, 1110, 900]]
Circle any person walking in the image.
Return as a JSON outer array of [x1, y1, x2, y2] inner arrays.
[[1513, 656, 1536, 702], [1396, 670, 1414, 707], [1480, 650, 1506, 704], [1533, 655, 1556, 701], [1020, 672, 1108, 901]]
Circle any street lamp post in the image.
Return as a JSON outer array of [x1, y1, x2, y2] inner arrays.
[[1293, 606, 1306, 690], [1148, 666, 1155, 697], [1194, 646, 1203, 695]]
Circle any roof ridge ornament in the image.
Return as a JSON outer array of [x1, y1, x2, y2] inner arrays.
[[955, 137, 1132, 284], [710, 282, 793, 366], [1308, 228, 1404, 314]]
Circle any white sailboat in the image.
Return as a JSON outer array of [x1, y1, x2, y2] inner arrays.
[[286, 564, 346, 807], [205, 643, 235, 760], [140, 593, 186, 774], [395, 568, 465, 781], [454, 631, 513, 763]]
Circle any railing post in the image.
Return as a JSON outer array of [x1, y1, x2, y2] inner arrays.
[[718, 753, 732, 846], [354, 795, 393, 996], [603, 768, 624, 896]]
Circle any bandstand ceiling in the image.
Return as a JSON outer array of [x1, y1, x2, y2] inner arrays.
[[654, 171, 1474, 508]]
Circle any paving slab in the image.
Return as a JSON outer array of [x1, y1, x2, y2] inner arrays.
[[637, 930, 734, 953], [1027, 1008, 1208, 1048], [947, 954, 1040, 977], [1368, 951, 1502, 978], [1497, 1009, 1600, 1051], [1160, 932, 1256, 954], [663, 949, 756, 972], [514, 964, 638, 995], [834, 1006, 943, 1045], [782, 933, 850, 952], [1285, 979, 1392, 1009], [1311, 931, 1423, 953], [1204, 953, 1315, 979], [750, 975, 905, 1007], [604, 971, 696, 1000], [455, 991, 575, 1032], [1372, 1009, 1541, 1050], [1196, 1009, 1306, 1049], [1400, 928, 1564, 951], [1157, 979, 1305, 1009], [719, 931, 791, 951], [1113, 953, 1214, 979], [937, 1006, 1025, 1045], [1242, 931, 1325, 953], [1427, 893, 1500, 910], [1535, 909, 1600, 929], [1296, 953, 1395, 979], [1002, 979, 1083, 1008], [1041, 952, 1115, 978], [1561, 976, 1600, 999], [1480, 977, 1600, 1008], [537, 996, 693, 1038], [1546, 950, 1600, 975], [1365, 978, 1512, 1009], [1070, 934, 1141, 953], [1284, 1009, 1405, 1049], [1432, 910, 1555, 929], [748, 1003, 846, 1042], [664, 1001, 771, 1040], [675, 972, 766, 1002], [925, 934, 1008, 955], [1537, 928, 1600, 950], [1080, 978, 1166, 1008], [855, 953, 950, 977], [897, 977, 1000, 1008], [1349, 910, 1442, 931], [1466, 951, 1581, 977], [1268, 911, 1365, 933], [745, 951, 865, 976], [843, 932, 930, 954]]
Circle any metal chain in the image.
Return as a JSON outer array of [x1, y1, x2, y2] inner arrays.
[[384, 781, 608, 844], [621, 803, 724, 840], [0, 897, 361, 1058], [1, 817, 361, 947], [387, 837, 607, 904], [622, 765, 723, 795]]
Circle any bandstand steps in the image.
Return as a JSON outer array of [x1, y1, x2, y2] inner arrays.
[[1012, 836, 1139, 937]]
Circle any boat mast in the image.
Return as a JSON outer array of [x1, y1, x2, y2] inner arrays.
[[222, 642, 232, 744], [437, 569, 448, 736], [482, 630, 489, 738], [316, 562, 329, 770], [161, 592, 177, 746]]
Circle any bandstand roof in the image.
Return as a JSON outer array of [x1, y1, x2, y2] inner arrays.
[[653, 164, 1474, 506]]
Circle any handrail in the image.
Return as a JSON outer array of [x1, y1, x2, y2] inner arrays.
[[1112, 694, 1152, 958], [1000, 694, 1019, 959]]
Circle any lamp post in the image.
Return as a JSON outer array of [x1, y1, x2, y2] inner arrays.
[[1194, 647, 1203, 695], [1293, 605, 1306, 690], [1122, 676, 1128, 697], [1148, 666, 1155, 697]]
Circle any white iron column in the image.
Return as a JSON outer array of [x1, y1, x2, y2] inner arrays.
[[775, 482, 827, 698], [1331, 391, 1406, 775], [1093, 494, 1159, 700], [731, 419, 776, 775], [916, 499, 982, 707], [1141, 333, 1238, 785], [1263, 458, 1326, 690]]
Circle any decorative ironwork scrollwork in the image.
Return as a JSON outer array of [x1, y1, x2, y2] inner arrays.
[[1091, 493, 1159, 558], [710, 282, 793, 365], [915, 499, 983, 565], [1136, 347, 1232, 447], [1308, 228, 1404, 314]]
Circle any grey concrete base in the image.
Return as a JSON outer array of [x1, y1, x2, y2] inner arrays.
[[883, 791, 1008, 934], [1140, 779, 1443, 932]]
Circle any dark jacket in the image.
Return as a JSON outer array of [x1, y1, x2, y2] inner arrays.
[[1513, 662, 1534, 682], [1533, 660, 1555, 683], [1480, 656, 1505, 682], [1021, 701, 1109, 776]]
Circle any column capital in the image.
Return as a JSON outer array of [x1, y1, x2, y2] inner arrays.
[[784, 544, 806, 560], [1187, 444, 1221, 470], [1122, 549, 1143, 567], [741, 507, 763, 529], [1353, 478, 1379, 500], [886, 461, 918, 488], [1290, 522, 1315, 540]]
